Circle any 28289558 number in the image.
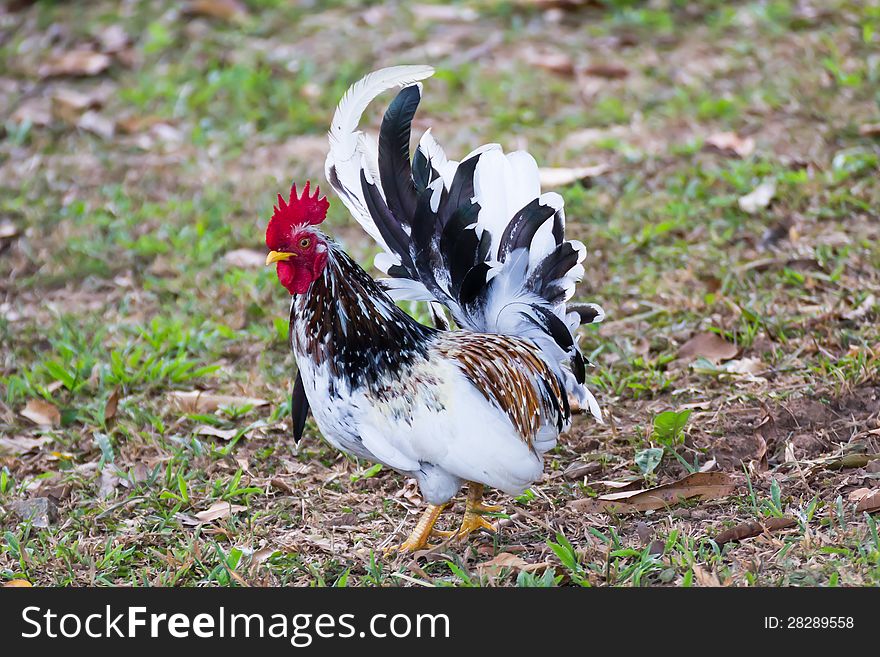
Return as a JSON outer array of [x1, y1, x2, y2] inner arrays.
[[764, 617, 854, 629]]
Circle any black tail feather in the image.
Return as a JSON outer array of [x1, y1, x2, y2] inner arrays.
[[292, 371, 309, 443], [378, 85, 421, 225], [497, 198, 556, 262]]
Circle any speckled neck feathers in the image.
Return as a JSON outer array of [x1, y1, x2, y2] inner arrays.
[[290, 240, 436, 390]]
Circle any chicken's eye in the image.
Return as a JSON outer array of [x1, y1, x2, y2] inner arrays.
[[299, 237, 311, 249]]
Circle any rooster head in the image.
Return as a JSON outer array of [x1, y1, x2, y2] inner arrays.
[[265, 181, 330, 295]]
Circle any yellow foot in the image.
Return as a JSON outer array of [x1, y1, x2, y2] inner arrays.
[[384, 503, 447, 555], [455, 482, 503, 540], [456, 507, 499, 539]]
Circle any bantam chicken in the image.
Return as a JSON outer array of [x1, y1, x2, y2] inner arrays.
[[265, 65, 604, 552]]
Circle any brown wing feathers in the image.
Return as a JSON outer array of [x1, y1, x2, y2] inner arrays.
[[436, 332, 568, 447]]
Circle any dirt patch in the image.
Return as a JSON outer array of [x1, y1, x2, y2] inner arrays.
[[712, 386, 880, 469]]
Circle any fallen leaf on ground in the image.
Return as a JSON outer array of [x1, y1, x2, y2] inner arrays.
[[10, 497, 58, 528], [3, 580, 32, 587], [20, 399, 61, 427], [411, 4, 478, 21], [395, 478, 423, 506], [39, 50, 111, 77], [583, 62, 629, 79], [104, 387, 120, 422], [51, 88, 103, 124], [0, 221, 20, 239], [692, 564, 722, 587], [858, 123, 880, 137], [713, 517, 797, 545], [10, 98, 52, 126], [855, 490, 880, 513], [224, 248, 266, 269], [538, 164, 608, 188], [563, 460, 602, 480], [194, 425, 238, 441], [195, 501, 247, 523], [723, 357, 764, 376], [183, 0, 248, 21], [848, 487, 873, 502], [169, 391, 269, 413], [96, 24, 129, 53], [842, 293, 876, 321], [568, 472, 737, 514], [522, 47, 575, 76], [478, 552, 529, 576], [77, 110, 115, 139], [0, 435, 52, 455], [738, 179, 776, 213], [116, 114, 167, 134], [678, 332, 739, 362], [705, 131, 755, 158]]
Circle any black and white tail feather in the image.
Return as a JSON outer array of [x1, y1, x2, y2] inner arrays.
[[325, 65, 605, 420]]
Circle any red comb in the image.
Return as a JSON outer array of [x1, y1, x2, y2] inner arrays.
[[266, 181, 329, 249]]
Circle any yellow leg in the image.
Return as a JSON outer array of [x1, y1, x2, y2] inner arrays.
[[456, 483, 501, 539], [387, 504, 447, 554]]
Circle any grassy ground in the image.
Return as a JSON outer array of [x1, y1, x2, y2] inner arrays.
[[1, 0, 879, 587]]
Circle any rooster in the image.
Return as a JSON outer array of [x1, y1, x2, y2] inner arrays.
[[265, 66, 604, 552]]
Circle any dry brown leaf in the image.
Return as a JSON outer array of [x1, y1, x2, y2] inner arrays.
[[3, 580, 32, 587], [10, 98, 52, 127], [224, 248, 266, 269], [478, 552, 528, 576], [20, 399, 61, 427], [855, 489, 880, 513], [184, 0, 248, 21], [0, 435, 52, 455], [678, 332, 739, 362], [195, 500, 247, 523], [522, 47, 575, 76], [724, 357, 764, 375], [714, 517, 797, 545], [51, 88, 103, 124], [77, 110, 115, 139], [411, 4, 478, 22], [568, 472, 737, 514], [538, 164, 608, 188], [692, 564, 722, 587], [705, 131, 755, 158], [848, 487, 873, 502], [738, 179, 776, 213], [169, 391, 269, 414], [858, 122, 880, 137], [194, 425, 238, 441], [253, 547, 277, 564], [40, 50, 111, 78], [0, 221, 20, 239], [583, 62, 630, 79], [96, 24, 129, 53], [104, 387, 120, 423], [116, 114, 167, 134], [395, 477, 423, 506], [563, 460, 601, 480]]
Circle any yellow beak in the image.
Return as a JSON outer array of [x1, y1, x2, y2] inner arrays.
[[265, 250, 295, 265]]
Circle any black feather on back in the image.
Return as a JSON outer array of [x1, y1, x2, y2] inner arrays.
[[519, 305, 587, 384]]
